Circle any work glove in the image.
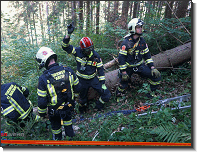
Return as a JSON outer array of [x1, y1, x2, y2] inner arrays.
[[151, 68, 161, 78], [102, 84, 107, 90], [122, 72, 129, 81], [67, 21, 75, 35]]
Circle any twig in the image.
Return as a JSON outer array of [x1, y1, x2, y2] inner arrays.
[[155, 40, 163, 52], [27, 90, 33, 101]]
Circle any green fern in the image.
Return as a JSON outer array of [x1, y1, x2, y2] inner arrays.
[[152, 122, 191, 143]]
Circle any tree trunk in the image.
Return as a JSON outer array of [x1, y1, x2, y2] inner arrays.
[[39, 3, 44, 40], [121, 1, 129, 29], [176, 1, 189, 18], [133, 1, 138, 18], [71, 1, 77, 24], [129, 2, 133, 19], [165, 1, 174, 18], [78, 1, 83, 31], [86, 1, 90, 35], [114, 1, 119, 21], [96, 1, 100, 34]]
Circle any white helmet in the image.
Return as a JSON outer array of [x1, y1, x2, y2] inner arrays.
[[36, 47, 57, 69], [128, 18, 144, 34]]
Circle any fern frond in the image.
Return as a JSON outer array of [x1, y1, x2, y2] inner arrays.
[[152, 122, 190, 143]]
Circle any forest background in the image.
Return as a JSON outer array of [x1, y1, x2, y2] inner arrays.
[[1, 1, 193, 145]]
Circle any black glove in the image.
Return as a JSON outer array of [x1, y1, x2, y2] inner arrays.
[[67, 21, 75, 34]]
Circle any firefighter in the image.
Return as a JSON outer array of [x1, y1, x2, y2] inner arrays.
[[36, 47, 81, 140], [116, 18, 161, 102], [1, 82, 41, 128], [62, 22, 111, 114]]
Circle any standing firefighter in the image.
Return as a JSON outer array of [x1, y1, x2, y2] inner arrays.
[[116, 18, 161, 102], [62, 23, 111, 114], [1, 82, 40, 128], [36, 47, 81, 140]]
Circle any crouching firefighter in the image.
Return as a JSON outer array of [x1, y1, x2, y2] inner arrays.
[[116, 18, 162, 102], [62, 22, 111, 113], [36, 47, 81, 140], [1, 82, 41, 129]]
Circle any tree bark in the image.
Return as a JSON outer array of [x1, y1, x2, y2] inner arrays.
[[121, 1, 129, 29], [176, 1, 189, 18], [78, 1, 83, 31], [165, 1, 174, 18], [86, 1, 90, 35], [96, 1, 100, 34], [133, 1, 138, 18]]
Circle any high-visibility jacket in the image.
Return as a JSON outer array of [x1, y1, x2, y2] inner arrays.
[[37, 63, 81, 117], [118, 35, 154, 72], [62, 43, 105, 84], [1, 82, 33, 122]]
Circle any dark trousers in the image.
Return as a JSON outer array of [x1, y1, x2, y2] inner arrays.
[[78, 77, 111, 106], [116, 63, 161, 95], [49, 109, 74, 140]]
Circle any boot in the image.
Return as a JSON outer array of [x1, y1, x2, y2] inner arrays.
[[64, 125, 75, 138], [79, 105, 87, 114], [146, 91, 162, 100], [53, 132, 62, 140], [94, 100, 104, 111]]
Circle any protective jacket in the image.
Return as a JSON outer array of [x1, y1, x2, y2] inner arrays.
[[62, 44, 105, 84], [1, 82, 33, 122], [37, 63, 81, 117], [118, 35, 154, 72]]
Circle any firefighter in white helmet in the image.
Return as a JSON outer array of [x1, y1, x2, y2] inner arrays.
[[116, 18, 162, 102], [36, 47, 81, 140]]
